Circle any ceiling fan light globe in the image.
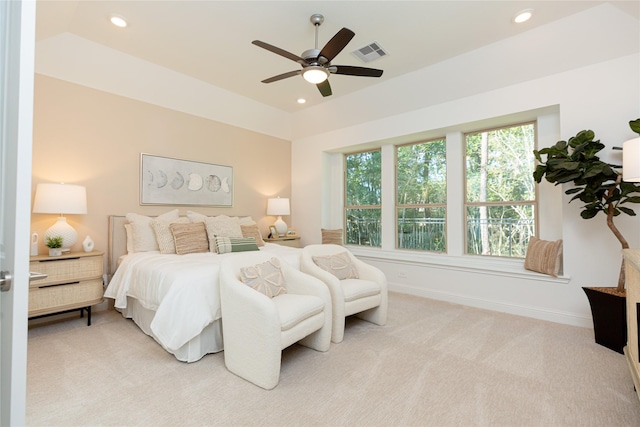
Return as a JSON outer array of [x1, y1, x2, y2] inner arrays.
[[302, 67, 329, 84]]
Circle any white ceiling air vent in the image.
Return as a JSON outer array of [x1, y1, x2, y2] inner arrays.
[[351, 41, 388, 63]]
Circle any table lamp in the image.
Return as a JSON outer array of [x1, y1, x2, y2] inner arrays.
[[33, 183, 87, 251], [267, 197, 290, 237]]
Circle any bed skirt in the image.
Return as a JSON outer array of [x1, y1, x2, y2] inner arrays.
[[118, 296, 224, 362]]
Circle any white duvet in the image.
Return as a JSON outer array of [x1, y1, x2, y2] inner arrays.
[[103, 243, 301, 352]]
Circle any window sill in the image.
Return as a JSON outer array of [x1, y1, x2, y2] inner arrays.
[[347, 246, 570, 283]]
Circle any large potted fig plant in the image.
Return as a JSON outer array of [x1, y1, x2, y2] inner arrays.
[[533, 119, 640, 353]]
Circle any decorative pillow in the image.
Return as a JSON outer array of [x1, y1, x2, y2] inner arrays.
[[124, 223, 134, 254], [240, 257, 287, 298], [126, 210, 180, 252], [321, 228, 343, 245], [186, 210, 208, 223], [170, 222, 209, 255], [151, 217, 190, 254], [524, 236, 563, 277], [204, 216, 243, 252], [241, 224, 265, 247], [312, 251, 359, 280], [214, 236, 260, 254], [236, 216, 256, 226]]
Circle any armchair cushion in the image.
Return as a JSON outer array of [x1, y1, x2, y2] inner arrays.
[[341, 278, 381, 302], [312, 252, 359, 280], [240, 257, 287, 298], [273, 294, 324, 331]]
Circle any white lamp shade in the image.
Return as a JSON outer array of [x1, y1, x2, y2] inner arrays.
[[33, 183, 87, 214], [623, 137, 640, 182], [33, 183, 87, 251], [267, 197, 290, 216]]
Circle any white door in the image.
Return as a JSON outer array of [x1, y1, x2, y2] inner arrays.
[[0, 1, 36, 425]]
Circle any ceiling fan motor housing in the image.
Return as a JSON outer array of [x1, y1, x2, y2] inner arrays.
[[302, 49, 327, 65]]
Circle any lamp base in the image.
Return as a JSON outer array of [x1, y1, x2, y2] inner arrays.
[[274, 216, 288, 237], [44, 217, 78, 251]]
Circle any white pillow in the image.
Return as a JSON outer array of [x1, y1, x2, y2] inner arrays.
[[237, 216, 256, 225], [186, 210, 207, 223], [124, 223, 134, 254], [126, 210, 179, 252], [188, 211, 255, 225]]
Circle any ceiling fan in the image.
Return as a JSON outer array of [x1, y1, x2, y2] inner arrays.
[[252, 13, 384, 97]]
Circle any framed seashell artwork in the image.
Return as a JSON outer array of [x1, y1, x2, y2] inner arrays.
[[140, 153, 233, 206]]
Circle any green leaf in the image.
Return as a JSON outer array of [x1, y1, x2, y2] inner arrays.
[[619, 206, 636, 216], [630, 119, 640, 135], [557, 161, 580, 170], [565, 187, 582, 194], [553, 171, 583, 183], [581, 209, 600, 219]]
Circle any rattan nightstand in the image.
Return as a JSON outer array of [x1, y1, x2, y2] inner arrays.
[[29, 251, 104, 325]]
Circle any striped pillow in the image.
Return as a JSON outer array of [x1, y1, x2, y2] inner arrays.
[[241, 224, 265, 246], [524, 236, 563, 277], [214, 236, 260, 254], [321, 228, 343, 245], [170, 222, 209, 255]]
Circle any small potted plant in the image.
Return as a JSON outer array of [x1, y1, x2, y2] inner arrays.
[[533, 119, 640, 353], [46, 236, 63, 256]]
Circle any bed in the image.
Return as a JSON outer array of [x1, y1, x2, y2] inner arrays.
[[104, 214, 302, 362]]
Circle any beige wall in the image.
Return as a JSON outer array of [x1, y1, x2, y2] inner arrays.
[[31, 75, 291, 263]]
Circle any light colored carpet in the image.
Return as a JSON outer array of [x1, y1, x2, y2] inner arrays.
[[26, 292, 640, 426]]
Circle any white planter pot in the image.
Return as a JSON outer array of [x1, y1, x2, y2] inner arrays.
[[48, 248, 62, 257]]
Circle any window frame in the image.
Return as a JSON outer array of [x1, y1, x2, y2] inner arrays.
[[463, 120, 539, 258], [395, 137, 447, 253], [343, 148, 382, 247]]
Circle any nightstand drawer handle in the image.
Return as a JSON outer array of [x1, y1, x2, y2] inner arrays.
[[29, 271, 48, 282]]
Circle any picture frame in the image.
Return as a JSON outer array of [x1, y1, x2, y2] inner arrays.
[[269, 225, 278, 239], [286, 228, 297, 237], [140, 153, 233, 206]]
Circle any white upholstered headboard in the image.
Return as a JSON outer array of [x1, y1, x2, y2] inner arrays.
[[107, 215, 128, 279]]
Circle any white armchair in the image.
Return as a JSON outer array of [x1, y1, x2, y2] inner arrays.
[[300, 244, 387, 343], [219, 251, 332, 389]]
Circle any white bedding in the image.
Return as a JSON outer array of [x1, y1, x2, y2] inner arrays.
[[104, 243, 301, 354]]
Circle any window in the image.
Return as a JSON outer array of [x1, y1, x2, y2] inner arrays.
[[465, 122, 537, 257], [344, 150, 381, 247], [396, 139, 447, 252]]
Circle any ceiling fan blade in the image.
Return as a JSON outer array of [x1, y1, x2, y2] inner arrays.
[[261, 70, 301, 84], [318, 28, 355, 62], [317, 80, 332, 97], [252, 40, 305, 64], [332, 65, 384, 78]]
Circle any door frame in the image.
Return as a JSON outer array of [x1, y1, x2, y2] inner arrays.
[[0, 1, 36, 425]]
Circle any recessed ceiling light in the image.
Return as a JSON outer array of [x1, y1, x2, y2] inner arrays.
[[513, 9, 533, 24], [297, 98, 306, 104], [110, 14, 128, 28]]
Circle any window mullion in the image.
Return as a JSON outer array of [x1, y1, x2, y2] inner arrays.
[[447, 131, 464, 256], [381, 144, 395, 250]]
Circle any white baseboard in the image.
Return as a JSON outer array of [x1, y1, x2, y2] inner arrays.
[[389, 281, 593, 329]]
